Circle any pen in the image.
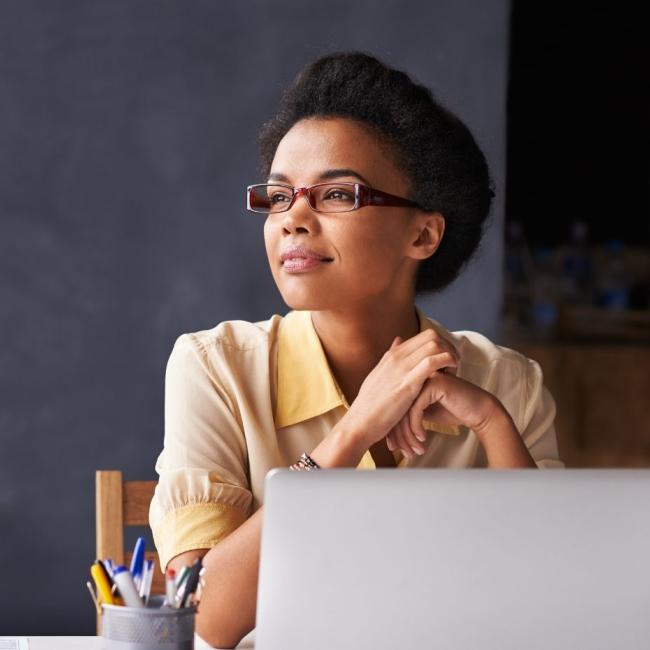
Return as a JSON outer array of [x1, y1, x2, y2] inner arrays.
[[130, 536, 146, 591], [139, 559, 154, 605], [86, 580, 101, 614], [113, 565, 144, 608], [174, 565, 190, 591], [96, 558, 115, 587], [90, 562, 114, 605]]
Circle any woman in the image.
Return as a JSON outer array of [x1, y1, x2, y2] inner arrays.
[[149, 51, 563, 648]]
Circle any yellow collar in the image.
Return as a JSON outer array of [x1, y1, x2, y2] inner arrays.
[[274, 307, 460, 437]]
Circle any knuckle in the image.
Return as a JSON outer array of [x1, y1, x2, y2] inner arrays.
[[425, 340, 440, 354], [424, 329, 437, 342]]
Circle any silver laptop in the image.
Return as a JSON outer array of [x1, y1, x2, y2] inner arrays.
[[255, 468, 650, 650]]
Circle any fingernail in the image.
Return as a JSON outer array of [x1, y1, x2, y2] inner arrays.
[[416, 433, 426, 442], [411, 446, 424, 456]]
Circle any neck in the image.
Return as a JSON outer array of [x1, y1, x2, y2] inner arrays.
[[310, 300, 421, 405]]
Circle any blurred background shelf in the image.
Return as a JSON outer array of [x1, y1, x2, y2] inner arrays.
[[557, 305, 650, 343], [512, 341, 650, 468]]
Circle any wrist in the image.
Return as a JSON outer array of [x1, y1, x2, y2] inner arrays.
[[473, 397, 517, 442], [309, 413, 368, 468], [474, 398, 537, 469]]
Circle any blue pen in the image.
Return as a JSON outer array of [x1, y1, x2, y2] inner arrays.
[[130, 536, 146, 590]]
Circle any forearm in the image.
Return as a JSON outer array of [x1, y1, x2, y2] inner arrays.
[[476, 404, 538, 469], [194, 505, 262, 648], [309, 413, 369, 468], [196, 418, 366, 648]]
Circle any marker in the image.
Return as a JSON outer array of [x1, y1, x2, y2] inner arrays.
[[195, 566, 206, 603], [177, 558, 203, 608], [164, 568, 176, 607], [129, 537, 146, 590], [90, 562, 114, 605], [113, 565, 144, 608]]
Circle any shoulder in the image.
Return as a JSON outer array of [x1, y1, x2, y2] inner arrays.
[[178, 313, 284, 353], [425, 317, 545, 428], [427, 316, 531, 374], [166, 313, 284, 382]]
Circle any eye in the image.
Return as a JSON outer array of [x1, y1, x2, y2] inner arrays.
[[324, 188, 354, 201], [270, 191, 291, 204]]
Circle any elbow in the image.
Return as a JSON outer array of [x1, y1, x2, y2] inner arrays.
[[197, 619, 249, 649], [198, 637, 235, 649], [197, 632, 243, 650]]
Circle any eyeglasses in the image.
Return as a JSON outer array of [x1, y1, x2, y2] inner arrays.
[[246, 182, 423, 214]]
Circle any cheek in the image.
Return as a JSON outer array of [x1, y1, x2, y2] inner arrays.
[[263, 218, 277, 264], [336, 218, 403, 272]]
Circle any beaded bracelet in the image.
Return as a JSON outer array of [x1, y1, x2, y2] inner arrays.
[[289, 452, 321, 471]]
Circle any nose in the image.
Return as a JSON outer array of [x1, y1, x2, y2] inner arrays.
[[281, 187, 318, 234]]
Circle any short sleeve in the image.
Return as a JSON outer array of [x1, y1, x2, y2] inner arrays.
[[149, 333, 253, 571], [519, 356, 566, 469]]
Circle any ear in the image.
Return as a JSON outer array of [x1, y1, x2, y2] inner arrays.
[[408, 212, 445, 260]]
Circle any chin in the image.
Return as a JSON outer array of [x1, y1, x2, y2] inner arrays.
[[281, 294, 327, 312], [277, 285, 337, 312]]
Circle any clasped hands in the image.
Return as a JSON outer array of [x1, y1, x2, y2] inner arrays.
[[346, 327, 519, 461]]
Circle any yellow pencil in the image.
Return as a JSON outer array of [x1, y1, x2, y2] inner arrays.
[[91, 562, 115, 605]]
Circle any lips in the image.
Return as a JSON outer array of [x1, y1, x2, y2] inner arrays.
[[280, 245, 333, 264]]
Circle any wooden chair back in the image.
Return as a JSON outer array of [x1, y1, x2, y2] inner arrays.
[[95, 470, 164, 630]]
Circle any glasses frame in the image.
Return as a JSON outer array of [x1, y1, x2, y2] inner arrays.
[[246, 182, 423, 214]]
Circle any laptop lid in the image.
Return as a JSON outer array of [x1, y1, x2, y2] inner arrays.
[[255, 468, 650, 650]]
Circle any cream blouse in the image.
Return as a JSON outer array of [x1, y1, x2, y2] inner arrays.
[[149, 306, 564, 570]]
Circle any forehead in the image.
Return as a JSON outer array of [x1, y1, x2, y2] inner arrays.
[[270, 117, 406, 189]]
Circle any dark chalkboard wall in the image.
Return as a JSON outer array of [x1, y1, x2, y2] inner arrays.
[[0, 0, 508, 634]]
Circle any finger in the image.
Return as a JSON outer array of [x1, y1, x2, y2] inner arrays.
[[409, 376, 447, 436], [408, 377, 436, 439], [397, 417, 425, 457], [392, 420, 413, 458], [404, 336, 459, 370], [386, 431, 396, 451], [400, 414, 427, 452], [386, 328, 451, 358], [409, 398, 428, 442], [405, 329, 459, 358], [441, 364, 458, 377], [421, 402, 462, 427], [380, 336, 402, 365], [405, 352, 458, 391]]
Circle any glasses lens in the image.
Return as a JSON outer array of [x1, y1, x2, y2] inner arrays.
[[249, 185, 293, 213], [310, 183, 357, 212]]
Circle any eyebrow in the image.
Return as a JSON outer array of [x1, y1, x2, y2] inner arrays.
[[267, 168, 372, 186]]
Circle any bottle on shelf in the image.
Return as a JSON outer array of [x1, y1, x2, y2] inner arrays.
[[559, 220, 594, 306], [503, 221, 534, 337], [596, 239, 629, 311], [529, 246, 559, 338]]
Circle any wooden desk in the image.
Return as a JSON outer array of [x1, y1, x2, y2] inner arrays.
[[26, 631, 255, 649]]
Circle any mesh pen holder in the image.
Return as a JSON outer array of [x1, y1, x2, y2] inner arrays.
[[101, 595, 196, 650]]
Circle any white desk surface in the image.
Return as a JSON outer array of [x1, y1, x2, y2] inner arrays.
[[26, 630, 256, 649]]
